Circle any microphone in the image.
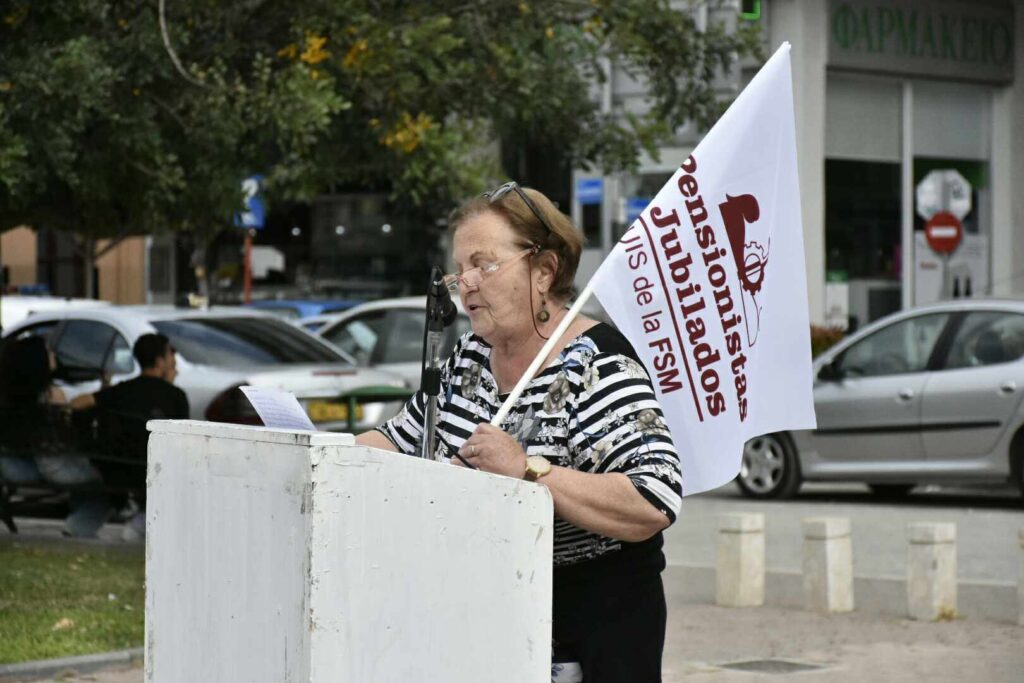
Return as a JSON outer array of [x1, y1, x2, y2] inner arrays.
[[427, 266, 457, 326], [421, 265, 471, 466]]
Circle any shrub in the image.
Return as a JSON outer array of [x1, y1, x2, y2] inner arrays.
[[810, 325, 846, 358]]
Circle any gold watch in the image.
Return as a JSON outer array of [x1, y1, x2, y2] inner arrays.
[[523, 455, 552, 482]]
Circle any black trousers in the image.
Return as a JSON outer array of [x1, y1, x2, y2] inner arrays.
[[552, 573, 667, 683]]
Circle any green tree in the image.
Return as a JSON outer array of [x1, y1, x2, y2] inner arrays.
[[0, 0, 759, 292]]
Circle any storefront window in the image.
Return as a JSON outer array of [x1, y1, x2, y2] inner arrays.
[[825, 160, 902, 281], [825, 76, 904, 325]]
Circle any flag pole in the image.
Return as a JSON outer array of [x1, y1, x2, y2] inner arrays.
[[491, 279, 598, 426]]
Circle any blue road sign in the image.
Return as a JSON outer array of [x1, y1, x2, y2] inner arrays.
[[626, 197, 652, 224], [575, 178, 604, 206], [234, 175, 266, 230]]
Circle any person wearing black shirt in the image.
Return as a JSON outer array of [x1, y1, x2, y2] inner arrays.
[[72, 333, 189, 419], [72, 334, 188, 538]]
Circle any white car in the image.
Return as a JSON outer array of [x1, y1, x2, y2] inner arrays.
[[0, 294, 110, 331], [0, 305, 409, 431], [314, 295, 613, 389]]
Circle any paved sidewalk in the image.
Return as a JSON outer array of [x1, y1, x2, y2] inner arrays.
[[6, 514, 1021, 681], [10, 603, 1022, 682]]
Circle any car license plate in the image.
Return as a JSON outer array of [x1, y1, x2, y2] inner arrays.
[[307, 400, 364, 424]]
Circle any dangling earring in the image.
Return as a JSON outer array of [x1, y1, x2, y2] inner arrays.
[[536, 294, 550, 323]]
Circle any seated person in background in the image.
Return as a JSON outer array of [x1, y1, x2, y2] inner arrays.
[[72, 333, 189, 419], [0, 336, 110, 537], [71, 333, 188, 539]]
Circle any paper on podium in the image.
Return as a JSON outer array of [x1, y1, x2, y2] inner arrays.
[[239, 385, 316, 431]]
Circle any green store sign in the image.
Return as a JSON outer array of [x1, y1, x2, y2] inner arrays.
[[829, 0, 1014, 84]]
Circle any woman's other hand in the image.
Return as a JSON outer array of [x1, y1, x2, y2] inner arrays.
[[456, 423, 528, 478]]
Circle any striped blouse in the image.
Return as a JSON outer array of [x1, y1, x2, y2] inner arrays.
[[375, 323, 683, 568]]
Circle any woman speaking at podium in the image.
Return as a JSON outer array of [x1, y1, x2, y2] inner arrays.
[[356, 182, 682, 683]]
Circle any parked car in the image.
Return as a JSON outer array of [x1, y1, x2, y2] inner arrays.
[[0, 306, 408, 431], [245, 299, 363, 321], [0, 294, 109, 331], [315, 295, 613, 389], [316, 297, 472, 388], [737, 299, 1024, 500], [296, 314, 339, 333]]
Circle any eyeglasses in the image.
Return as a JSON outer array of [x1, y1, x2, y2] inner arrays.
[[442, 246, 538, 293], [483, 181, 554, 236]]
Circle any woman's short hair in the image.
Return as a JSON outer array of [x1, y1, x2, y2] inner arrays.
[[449, 185, 584, 302]]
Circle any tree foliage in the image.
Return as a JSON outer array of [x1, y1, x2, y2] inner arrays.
[[0, 0, 760, 239]]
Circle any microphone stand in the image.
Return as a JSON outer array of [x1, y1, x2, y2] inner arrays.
[[419, 266, 455, 461]]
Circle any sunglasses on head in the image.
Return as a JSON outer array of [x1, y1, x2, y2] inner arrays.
[[483, 181, 554, 237]]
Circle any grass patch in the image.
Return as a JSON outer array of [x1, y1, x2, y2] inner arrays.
[[0, 542, 144, 664]]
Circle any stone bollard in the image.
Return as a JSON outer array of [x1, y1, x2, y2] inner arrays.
[[716, 513, 765, 607], [907, 522, 957, 621], [802, 517, 854, 614], [1018, 529, 1024, 627]]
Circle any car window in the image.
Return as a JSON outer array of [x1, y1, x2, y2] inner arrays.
[[943, 311, 1024, 369], [55, 320, 118, 371], [321, 311, 387, 365], [838, 313, 949, 377], [152, 317, 345, 366], [380, 310, 426, 364], [105, 333, 136, 376], [4, 320, 61, 345]]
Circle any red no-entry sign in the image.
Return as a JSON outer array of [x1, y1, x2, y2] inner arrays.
[[924, 211, 963, 255]]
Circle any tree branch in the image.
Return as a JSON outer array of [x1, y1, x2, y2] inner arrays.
[[94, 231, 133, 260], [159, 0, 209, 88]]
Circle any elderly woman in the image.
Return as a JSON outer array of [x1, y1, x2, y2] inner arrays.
[[356, 182, 682, 682]]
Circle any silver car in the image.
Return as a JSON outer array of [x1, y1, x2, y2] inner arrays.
[[738, 299, 1024, 500], [0, 305, 408, 431], [316, 296, 472, 388]]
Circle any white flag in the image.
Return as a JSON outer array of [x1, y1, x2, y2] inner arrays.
[[590, 43, 816, 496]]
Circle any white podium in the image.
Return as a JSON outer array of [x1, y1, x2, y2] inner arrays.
[[145, 421, 553, 682]]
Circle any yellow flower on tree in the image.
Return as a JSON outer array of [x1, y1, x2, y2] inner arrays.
[[381, 112, 436, 154], [4, 6, 28, 27], [343, 38, 370, 70], [277, 43, 299, 60], [301, 33, 330, 65]]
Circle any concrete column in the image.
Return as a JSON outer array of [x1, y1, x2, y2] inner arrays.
[[1018, 529, 1024, 627], [768, 0, 828, 324], [716, 513, 765, 607], [802, 517, 854, 614], [907, 523, 957, 621]]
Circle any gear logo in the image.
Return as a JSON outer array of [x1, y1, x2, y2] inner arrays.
[[719, 194, 769, 346]]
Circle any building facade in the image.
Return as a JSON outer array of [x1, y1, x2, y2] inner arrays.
[[573, 0, 1023, 329]]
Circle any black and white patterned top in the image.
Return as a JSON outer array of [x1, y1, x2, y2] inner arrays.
[[376, 323, 683, 572]]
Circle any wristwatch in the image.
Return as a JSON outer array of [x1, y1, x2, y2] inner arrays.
[[523, 455, 552, 482]]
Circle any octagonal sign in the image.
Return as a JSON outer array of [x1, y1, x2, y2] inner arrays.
[[915, 169, 971, 220]]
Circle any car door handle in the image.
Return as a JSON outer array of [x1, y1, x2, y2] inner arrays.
[[897, 388, 915, 401], [999, 381, 1017, 395]]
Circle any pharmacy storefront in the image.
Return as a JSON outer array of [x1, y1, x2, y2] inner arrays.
[[822, 0, 1019, 329]]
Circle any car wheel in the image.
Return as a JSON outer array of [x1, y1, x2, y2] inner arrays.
[[867, 484, 915, 499], [736, 433, 800, 499]]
